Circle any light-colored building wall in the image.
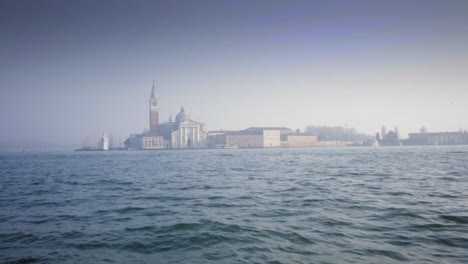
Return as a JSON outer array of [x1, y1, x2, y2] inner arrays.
[[283, 135, 318, 147], [171, 122, 208, 148], [99, 133, 109, 150], [225, 130, 280, 148], [226, 134, 264, 148], [142, 135, 166, 149], [262, 130, 281, 147], [407, 132, 468, 145]]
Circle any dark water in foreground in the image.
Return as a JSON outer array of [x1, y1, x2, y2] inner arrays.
[[1, 147, 467, 264]]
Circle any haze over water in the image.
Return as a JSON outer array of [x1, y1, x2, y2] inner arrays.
[[1, 147, 467, 263], [2, 0, 468, 149], [1, 1, 468, 263]]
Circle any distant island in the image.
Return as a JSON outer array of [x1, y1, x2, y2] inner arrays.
[[76, 83, 468, 151]]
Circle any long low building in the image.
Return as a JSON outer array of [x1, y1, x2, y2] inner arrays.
[[208, 127, 321, 148], [405, 131, 468, 145], [281, 133, 318, 147], [126, 133, 169, 149], [225, 129, 281, 148], [208, 128, 285, 148]]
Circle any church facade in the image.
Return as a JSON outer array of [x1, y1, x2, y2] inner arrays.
[[125, 82, 208, 149], [171, 107, 208, 148]]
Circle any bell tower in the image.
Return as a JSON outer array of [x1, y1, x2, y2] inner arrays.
[[149, 80, 159, 133]]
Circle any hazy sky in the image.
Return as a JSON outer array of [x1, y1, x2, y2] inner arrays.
[[1, 0, 468, 149]]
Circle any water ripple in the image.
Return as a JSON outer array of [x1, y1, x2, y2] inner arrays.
[[1, 147, 468, 263]]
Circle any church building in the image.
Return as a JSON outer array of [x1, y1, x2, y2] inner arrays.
[[125, 82, 208, 149], [171, 106, 208, 148]]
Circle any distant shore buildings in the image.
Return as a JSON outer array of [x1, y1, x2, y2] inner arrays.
[[404, 131, 468, 146], [376, 125, 468, 146], [123, 83, 319, 150], [208, 127, 319, 148], [376, 126, 401, 146], [78, 83, 468, 151]]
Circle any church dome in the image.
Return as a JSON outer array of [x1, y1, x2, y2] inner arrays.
[[175, 106, 189, 123]]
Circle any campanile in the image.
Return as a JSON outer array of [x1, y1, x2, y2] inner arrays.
[[149, 81, 159, 133]]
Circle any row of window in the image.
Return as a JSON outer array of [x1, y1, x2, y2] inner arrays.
[[144, 138, 163, 142]]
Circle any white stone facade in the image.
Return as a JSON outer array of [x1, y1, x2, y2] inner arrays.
[[171, 120, 208, 149], [142, 135, 166, 149], [99, 133, 109, 150]]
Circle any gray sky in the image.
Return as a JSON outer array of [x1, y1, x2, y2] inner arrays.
[[1, 0, 468, 149]]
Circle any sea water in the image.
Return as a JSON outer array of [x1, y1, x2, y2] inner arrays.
[[1, 146, 467, 263]]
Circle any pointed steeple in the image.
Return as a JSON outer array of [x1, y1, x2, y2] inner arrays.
[[151, 80, 156, 99], [180, 106, 185, 113], [169, 114, 173, 122], [149, 80, 159, 132]]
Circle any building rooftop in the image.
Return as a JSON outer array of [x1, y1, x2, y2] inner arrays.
[[409, 131, 468, 136], [245, 127, 292, 132]]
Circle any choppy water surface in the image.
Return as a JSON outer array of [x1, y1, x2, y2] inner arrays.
[[1, 147, 468, 264]]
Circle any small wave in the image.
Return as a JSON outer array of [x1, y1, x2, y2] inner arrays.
[[125, 225, 158, 232], [382, 211, 426, 221], [97, 206, 146, 215], [408, 222, 447, 231], [251, 209, 301, 218], [319, 218, 353, 228], [277, 187, 300, 192], [118, 232, 241, 253], [95, 179, 133, 185], [428, 193, 460, 199], [301, 198, 322, 206], [434, 237, 468, 248], [73, 241, 111, 250], [238, 245, 272, 253], [438, 176, 459, 182], [0, 233, 37, 244], [114, 206, 146, 214], [206, 203, 241, 208], [186, 232, 233, 246], [60, 231, 84, 239], [364, 248, 408, 261], [277, 245, 318, 256], [208, 195, 224, 200], [261, 229, 315, 245], [0, 215, 16, 223], [230, 167, 251, 172], [0, 232, 57, 247], [126, 219, 247, 235], [440, 215, 468, 224], [387, 191, 413, 196], [4, 256, 38, 264], [21, 219, 49, 224], [447, 151, 467, 154], [446, 171, 463, 176], [25, 189, 53, 196]]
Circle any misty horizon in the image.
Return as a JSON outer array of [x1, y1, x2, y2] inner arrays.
[[1, 0, 468, 149]]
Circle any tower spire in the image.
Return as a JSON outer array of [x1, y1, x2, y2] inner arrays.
[[151, 80, 156, 98], [149, 81, 159, 133]]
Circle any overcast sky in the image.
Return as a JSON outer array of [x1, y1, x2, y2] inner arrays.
[[1, 0, 468, 149]]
